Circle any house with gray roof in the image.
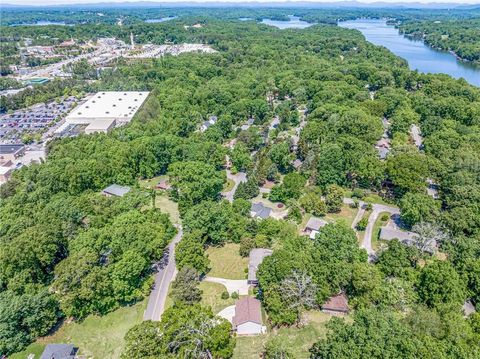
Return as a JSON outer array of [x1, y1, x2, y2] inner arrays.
[[304, 216, 328, 234], [101, 184, 131, 197], [379, 227, 416, 243], [248, 248, 273, 285], [250, 202, 272, 219], [40, 344, 78, 359]]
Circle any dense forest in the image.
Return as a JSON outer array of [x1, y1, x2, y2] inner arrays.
[[399, 18, 480, 63], [1, 9, 480, 358]]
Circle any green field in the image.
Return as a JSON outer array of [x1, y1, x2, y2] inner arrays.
[[233, 311, 332, 359], [11, 300, 146, 359], [154, 194, 180, 224], [206, 243, 249, 279], [223, 178, 236, 192], [324, 204, 359, 228], [200, 281, 236, 314]]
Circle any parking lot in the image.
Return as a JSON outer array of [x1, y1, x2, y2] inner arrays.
[[0, 96, 78, 143]]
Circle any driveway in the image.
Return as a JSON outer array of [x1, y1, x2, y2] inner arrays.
[[217, 305, 236, 323], [204, 276, 249, 295], [361, 204, 400, 259], [143, 225, 183, 321], [222, 170, 247, 202]]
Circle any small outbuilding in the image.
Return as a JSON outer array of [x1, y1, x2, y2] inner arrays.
[[101, 184, 131, 197], [248, 248, 273, 285], [40, 343, 78, 359], [233, 297, 266, 335], [155, 179, 171, 190], [322, 293, 349, 315]]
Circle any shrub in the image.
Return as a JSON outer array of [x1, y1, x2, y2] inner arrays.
[[356, 217, 368, 231], [381, 214, 390, 221], [352, 188, 365, 199], [231, 292, 239, 299], [221, 291, 230, 300]]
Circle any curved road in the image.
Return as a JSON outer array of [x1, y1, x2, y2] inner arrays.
[[221, 170, 247, 203], [361, 204, 400, 259], [144, 225, 183, 321]]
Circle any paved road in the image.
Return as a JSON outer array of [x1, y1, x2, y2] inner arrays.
[[350, 200, 366, 230], [221, 170, 247, 202], [144, 225, 183, 321], [361, 204, 400, 258]]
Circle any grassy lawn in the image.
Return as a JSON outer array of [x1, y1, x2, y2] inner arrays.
[[12, 300, 147, 359], [223, 178, 236, 192], [372, 211, 391, 251], [154, 194, 180, 225], [206, 243, 248, 280], [233, 311, 332, 359], [200, 281, 236, 314], [138, 175, 168, 189], [325, 204, 358, 228]]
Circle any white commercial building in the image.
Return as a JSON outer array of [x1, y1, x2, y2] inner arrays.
[[65, 91, 149, 133]]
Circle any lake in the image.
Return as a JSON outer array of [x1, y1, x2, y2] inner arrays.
[[11, 21, 67, 26], [145, 17, 177, 23], [339, 19, 479, 87], [261, 15, 312, 29]]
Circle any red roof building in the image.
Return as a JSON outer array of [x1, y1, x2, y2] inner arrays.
[[321, 293, 349, 315]]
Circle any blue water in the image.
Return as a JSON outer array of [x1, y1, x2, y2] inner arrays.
[[261, 15, 312, 29], [11, 21, 67, 26], [145, 17, 177, 23], [339, 19, 479, 87]]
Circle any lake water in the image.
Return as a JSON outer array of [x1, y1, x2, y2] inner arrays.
[[145, 17, 177, 23], [339, 19, 479, 87], [261, 15, 312, 29], [11, 21, 67, 26]]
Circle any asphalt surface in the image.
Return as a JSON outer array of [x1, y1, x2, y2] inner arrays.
[[361, 204, 400, 258], [221, 170, 247, 202], [143, 225, 183, 321]]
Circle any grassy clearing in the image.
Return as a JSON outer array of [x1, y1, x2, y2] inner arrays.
[[12, 300, 147, 359], [233, 311, 332, 359], [325, 204, 358, 228], [206, 243, 249, 280], [372, 211, 390, 251], [223, 178, 236, 192], [154, 194, 180, 225], [138, 175, 168, 189], [200, 281, 236, 314]]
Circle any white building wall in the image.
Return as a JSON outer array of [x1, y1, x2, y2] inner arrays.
[[236, 322, 263, 335]]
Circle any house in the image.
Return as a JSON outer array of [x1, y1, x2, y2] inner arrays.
[[0, 144, 25, 162], [200, 116, 217, 132], [321, 293, 349, 315], [250, 202, 272, 219], [304, 216, 328, 235], [40, 344, 78, 359], [292, 159, 302, 170], [248, 248, 273, 285], [426, 178, 439, 199], [101, 184, 131, 197], [155, 179, 171, 190], [232, 297, 266, 335], [0, 166, 13, 184], [379, 227, 416, 243]]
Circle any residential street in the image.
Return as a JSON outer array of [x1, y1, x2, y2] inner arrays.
[[143, 225, 183, 321]]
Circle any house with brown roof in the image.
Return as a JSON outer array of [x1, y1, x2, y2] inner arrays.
[[321, 293, 349, 315], [232, 297, 266, 335]]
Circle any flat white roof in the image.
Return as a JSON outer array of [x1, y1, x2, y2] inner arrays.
[[0, 166, 12, 175], [66, 91, 149, 123]]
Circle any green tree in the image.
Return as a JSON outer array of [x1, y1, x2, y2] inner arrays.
[[170, 266, 202, 304], [325, 184, 344, 213]]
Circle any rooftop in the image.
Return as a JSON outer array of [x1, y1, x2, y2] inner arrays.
[[102, 184, 131, 197], [248, 248, 273, 282], [40, 343, 77, 359], [379, 227, 416, 243], [0, 144, 24, 154], [251, 202, 272, 219], [233, 297, 263, 327], [305, 216, 328, 231], [66, 91, 149, 123], [322, 293, 349, 313]]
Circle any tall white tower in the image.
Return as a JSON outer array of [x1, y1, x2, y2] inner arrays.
[[130, 32, 134, 49]]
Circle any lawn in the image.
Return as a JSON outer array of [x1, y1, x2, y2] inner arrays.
[[233, 311, 332, 359], [372, 211, 391, 251], [324, 204, 358, 228], [11, 300, 147, 359], [206, 243, 249, 280], [154, 194, 180, 225], [138, 175, 168, 189], [200, 281, 236, 314], [223, 178, 236, 192]]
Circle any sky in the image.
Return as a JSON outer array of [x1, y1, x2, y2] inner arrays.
[[3, 0, 480, 5]]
